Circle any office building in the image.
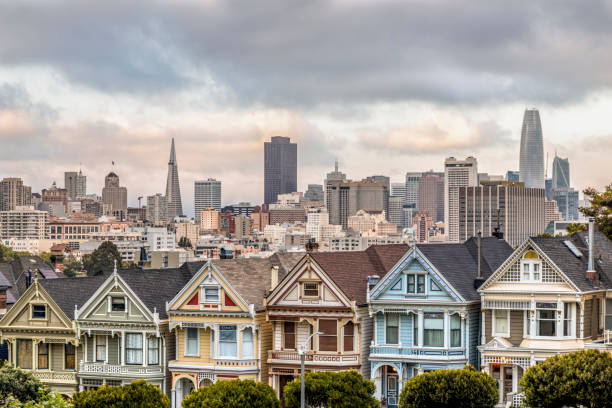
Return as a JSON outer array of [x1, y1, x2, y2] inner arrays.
[[305, 207, 329, 242], [325, 177, 389, 229], [264, 136, 297, 204], [41, 182, 68, 211], [233, 215, 253, 239], [457, 181, 545, 247], [545, 178, 553, 201], [413, 212, 433, 243], [388, 196, 404, 228], [175, 222, 199, 248], [0, 178, 32, 211], [519, 108, 545, 189], [222, 202, 255, 217], [0, 206, 48, 240], [200, 208, 221, 231], [102, 172, 127, 219], [545, 200, 563, 224], [444, 156, 478, 242], [551, 188, 580, 221], [250, 205, 270, 232], [552, 155, 570, 189], [165, 138, 183, 220], [418, 174, 444, 222], [305, 184, 324, 203], [506, 171, 519, 182], [390, 183, 406, 201], [127, 226, 176, 253], [146, 193, 168, 223], [404, 172, 421, 210], [64, 170, 86, 200], [194, 178, 222, 223]]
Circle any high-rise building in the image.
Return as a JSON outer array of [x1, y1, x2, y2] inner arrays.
[[102, 172, 127, 219], [194, 178, 222, 223], [457, 181, 545, 247], [390, 183, 406, 202], [418, 174, 444, 223], [0, 206, 48, 239], [0, 178, 31, 211], [444, 156, 478, 242], [41, 182, 68, 211], [264, 136, 297, 204], [519, 108, 545, 189], [146, 193, 168, 223], [552, 155, 570, 189], [413, 212, 434, 243], [233, 215, 253, 239], [165, 138, 183, 220], [306, 207, 330, 242], [545, 200, 562, 224], [304, 184, 324, 203], [250, 205, 270, 232], [200, 208, 221, 231], [506, 171, 520, 182], [404, 172, 421, 210], [545, 178, 553, 201], [551, 188, 579, 221], [388, 196, 404, 227], [65, 170, 86, 200]]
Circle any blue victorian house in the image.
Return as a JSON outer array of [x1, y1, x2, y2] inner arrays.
[[367, 236, 512, 407]]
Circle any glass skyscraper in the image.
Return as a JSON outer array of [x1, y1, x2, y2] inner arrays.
[[519, 109, 545, 189]]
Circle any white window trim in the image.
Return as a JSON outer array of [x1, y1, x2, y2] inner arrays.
[[406, 273, 428, 295], [520, 260, 542, 282], [184, 328, 200, 357], [492, 309, 510, 337], [533, 308, 560, 339], [202, 286, 220, 304], [384, 313, 401, 346], [125, 332, 144, 365], [242, 327, 254, 359], [448, 312, 463, 349], [422, 312, 446, 348], [109, 295, 127, 313], [94, 335, 108, 363], [147, 336, 160, 365], [219, 325, 238, 358]]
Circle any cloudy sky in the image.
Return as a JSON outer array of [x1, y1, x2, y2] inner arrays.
[[1, 0, 611, 216]]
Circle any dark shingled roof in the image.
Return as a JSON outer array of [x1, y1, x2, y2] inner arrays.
[[39, 274, 109, 320], [417, 237, 513, 301], [0, 256, 61, 309]]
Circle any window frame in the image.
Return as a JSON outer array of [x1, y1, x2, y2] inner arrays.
[[110, 296, 126, 312], [536, 308, 557, 337], [17, 339, 33, 369], [184, 327, 200, 357], [406, 274, 426, 294], [318, 319, 338, 352], [65, 343, 76, 370], [242, 328, 254, 358], [492, 309, 510, 337], [37, 342, 49, 369], [412, 314, 419, 347], [147, 337, 159, 365], [31, 304, 47, 320], [450, 313, 461, 348], [203, 287, 220, 304], [125, 333, 143, 365], [283, 322, 296, 351], [423, 312, 444, 347], [343, 322, 354, 352], [385, 314, 399, 345], [95, 335, 107, 362], [219, 325, 238, 358], [520, 259, 542, 282], [302, 282, 320, 298]]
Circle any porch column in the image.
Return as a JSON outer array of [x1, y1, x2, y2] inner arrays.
[[480, 310, 486, 345], [143, 332, 148, 367], [579, 301, 585, 339], [32, 339, 37, 369], [556, 297, 563, 339], [443, 310, 450, 349], [512, 365, 518, 393], [417, 310, 424, 347], [120, 331, 125, 366], [171, 388, 176, 408], [84, 335, 88, 362], [498, 370, 504, 404]]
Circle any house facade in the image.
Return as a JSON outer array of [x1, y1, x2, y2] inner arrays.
[[478, 228, 612, 407], [368, 237, 512, 408]]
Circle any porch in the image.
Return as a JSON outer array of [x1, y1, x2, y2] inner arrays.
[[267, 350, 359, 367]]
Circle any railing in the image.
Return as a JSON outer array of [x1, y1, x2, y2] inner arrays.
[[214, 359, 258, 368], [268, 351, 359, 365], [79, 362, 163, 376], [506, 392, 526, 407], [605, 329, 612, 344], [31, 370, 77, 384], [369, 345, 466, 359]]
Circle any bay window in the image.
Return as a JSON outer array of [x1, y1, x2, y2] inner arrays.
[[450, 314, 461, 347], [38, 343, 48, 369], [242, 328, 253, 358], [219, 325, 237, 357], [343, 322, 354, 352], [319, 320, 337, 352], [148, 337, 159, 365], [563, 303, 573, 337], [283, 322, 296, 350], [126, 333, 143, 364], [413, 314, 419, 346], [386, 314, 399, 345], [493, 310, 509, 337], [423, 313, 443, 347], [537, 309, 556, 337], [185, 328, 199, 356], [17, 340, 32, 369]]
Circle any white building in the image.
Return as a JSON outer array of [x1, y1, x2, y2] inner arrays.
[[305, 207, 329, 242], [127, 226, 176, 255], [329, 235, 404, 252], [444, 156, 478, 242], [194, 179, 221, 223], [0, 206, 48, 240], [2, 238, 40, 254], [146, 193, 168, 223]]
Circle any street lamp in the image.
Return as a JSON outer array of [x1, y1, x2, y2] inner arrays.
[[298, 331, 323, 408]]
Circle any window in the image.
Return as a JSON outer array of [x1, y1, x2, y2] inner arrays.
[[521, 252, 542, 282], [537, 309, 557, 337], [319, 319, 337, 352], [450, 314, 461, 347], [95, 335, 106, 362], [407, 275, 425, 294], [386, 314, 399, 345], [413, 314, 419, 346], [148, 337, 159, 365], [563, 303, 573, 337], [17, 340, 32, 369], [343, 322, 354, 352], [408, 275, 415, 293], [204, 287, 219, 303], [111, 297, 125, 312], [243, 328, 253, 358], [210, 330, 215, 358], [65, 343, 75, 370], [37, 343, 48, 369], [430, 280, 441, 291], [493, 310, 509, 337], [606, 299, 612, 331], [219, 325, 237, 357], [417, 275, 425, 293], [185, 328, 199, 356], [423, 313, 443, 347], [303, 282, 319, 297], [32, 305, 46, 319], [283, 322, 296, 350], [391, 279, 402, 291], [126, 334, 143, 364]]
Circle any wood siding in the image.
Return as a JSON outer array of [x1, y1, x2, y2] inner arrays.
[[357, 307, 372, 378], [484, 310, 492, 343], [255, 313, 272, 383], [509, 311, 524, 346], [468, 308, 480, 367], [584, 300, 592, 339]]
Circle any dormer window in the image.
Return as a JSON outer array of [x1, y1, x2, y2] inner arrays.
[[303, 282, 319, 298], [204, 287, 220, 303], [521, 251, 542, 282], [111, 297, 126, 312], [32, 305, 46, 319], [407, 274, 425, 294]]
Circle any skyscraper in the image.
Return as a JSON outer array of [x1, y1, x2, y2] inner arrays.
[[102, 172, 127, 219], [0, 178, 31, 211], [304, 184, 324, 202], [165, 138, 183, 220], [404, 172, 421, 210], [264, 136, 297, 205], [194, 179, 222, 223], [445, 156, 478, 242], [146, 193, 168, 223], [519, 109, 545, 189], [65, 170, 87, 200], [552, 155, 570, 189], [418, 174, 444, 223]]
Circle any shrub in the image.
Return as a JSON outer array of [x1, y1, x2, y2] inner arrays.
[[521, 349, 612, 408], [0, 361, 48, 404], [5, 392, 73, 407], [182, 379, 279, 408], [72, 380, 169, 408], [398, 365, 498, 408], [283, 370, 378, 408]]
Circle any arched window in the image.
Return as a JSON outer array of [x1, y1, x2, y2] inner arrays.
[[521, 251, 542, 282]]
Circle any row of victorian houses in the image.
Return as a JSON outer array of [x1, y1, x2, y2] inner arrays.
[[0, 223, 611, 408]]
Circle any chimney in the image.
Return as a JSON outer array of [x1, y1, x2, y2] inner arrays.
[[474, 231, 486, 289], [270, 265, 280, 290], [0, 285, 7, 315], [586, 217, 597, 283]]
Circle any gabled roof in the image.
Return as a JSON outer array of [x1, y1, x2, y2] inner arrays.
[[416, 237, 513, 301], [0, 256, 61, 308], [309, 244, 409, 306], [39, 274, 108, 320]]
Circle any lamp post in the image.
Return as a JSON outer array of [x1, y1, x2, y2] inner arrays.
[[299, 331, 322, 408]]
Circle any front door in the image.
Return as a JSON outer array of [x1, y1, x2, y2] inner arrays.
[[386, 374, 398, 408]]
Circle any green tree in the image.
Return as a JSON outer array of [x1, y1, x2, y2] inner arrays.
[[0, 243, 16, 262], [38, 253, 53, 264], [62, 254, 82, 277], [82, 241, 122, 275], [566, 223, 587, 235], [398, 366, 498, 408], [521, 350, 612, 408], [183, 379, 279, 408], [178, 237, 192, 249], [581, 184, 612, 239], [283, 370, 378, 408], [72, 379, 169, 408], [0, 361, 49, 405], [4, 392, 72, 408]]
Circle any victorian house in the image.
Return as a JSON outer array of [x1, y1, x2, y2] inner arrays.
[[167, 254, 302, 408], [367, 237, 512, 408], [264, 246, 407, 402], [478, 224, 612, 407]]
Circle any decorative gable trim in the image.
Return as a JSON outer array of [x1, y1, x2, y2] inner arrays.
[[369, 247, 464, 302]]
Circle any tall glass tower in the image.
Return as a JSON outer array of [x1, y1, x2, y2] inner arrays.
[[552, 155, 570, 189], [519, 109, 545, 189], [165, 138, 183, 219]]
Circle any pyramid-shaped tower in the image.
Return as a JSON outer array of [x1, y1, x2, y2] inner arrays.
[[165, 138, 183, 219]]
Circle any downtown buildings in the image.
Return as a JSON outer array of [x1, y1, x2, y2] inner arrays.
[[0, 178, 32, 211], [165, 138, 184, 220], [194, 179, 222, 223], [264, 136, 297, 205], [444, 156, 478, 242], [64, 170, 87, 201], [519, 109, 545, 189]]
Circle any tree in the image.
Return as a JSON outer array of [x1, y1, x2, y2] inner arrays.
[[283, 370, 378, 408], [62, 254, 82, 277], [0, 243, 16, 262], [566, 223, 587, 235], [72, 379, 169, 408], [521, 350, 612, 408], [37, 253, 53, 264], [0, 361, 48, 405], [82, 241, 122, 275], [183, 379, 279, 408], [4, 392, 72, 408], [178, 236, 192, 249], [398, 366, 498, 408], [581, 184, 612, 239]]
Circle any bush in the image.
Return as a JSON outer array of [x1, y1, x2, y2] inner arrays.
[[182, 379, 279, 408], [521, 349, 612, 408], [5, 392, 72, 407], [0, 361, 49, 404], [283, 370, 378, 408], [72, 380, 168, 408], [398, 365, 498, 408]]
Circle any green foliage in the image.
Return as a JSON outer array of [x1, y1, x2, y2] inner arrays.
[[178, 237, 192, 249], [581, 184, 612, 239], [398, 365, 498, 408], [0, 362, 49, 405], [536, 233, 553, 237], [0, 243, 17, 262], [283, 370, 378, 408], [183, 379, 279, 408], [521, 349, 612, 408], [72, 379, 168, 408], [82, 241, 122, 275], [5, 392, 72, 407], [121, 261, 139, 269], [62, 254, 82, 277], [38, 253, 53, 264], [565, 223, 587, 235]]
